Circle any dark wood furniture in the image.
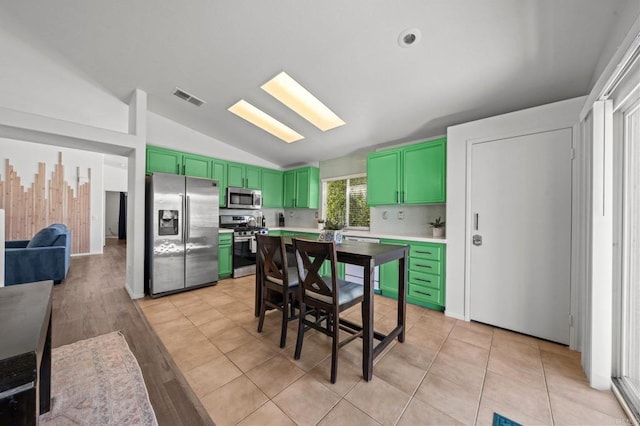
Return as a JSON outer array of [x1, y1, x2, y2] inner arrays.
[[256, 235, 299, 348], [292, 239, 365, 383], [255, 238, 409, 381], [0, 281, 53, 425]]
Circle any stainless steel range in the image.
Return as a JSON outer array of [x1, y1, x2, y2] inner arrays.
[[220, 215, 268, 278]]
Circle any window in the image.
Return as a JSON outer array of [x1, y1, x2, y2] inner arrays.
[[322, 175, 369, 229], [613, 96, 640, 420]]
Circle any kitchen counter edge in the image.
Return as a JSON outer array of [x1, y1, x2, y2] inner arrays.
[[268, 227, 446, 244]]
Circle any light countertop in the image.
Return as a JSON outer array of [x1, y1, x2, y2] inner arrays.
[[268, 227, 446, 244], [219, 229, 234, 234]]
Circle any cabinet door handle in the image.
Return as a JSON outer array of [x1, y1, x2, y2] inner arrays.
[[415, 290, 432, 297], [176, 164, 180, 174], [183, 164, 186, 175], [414, 277, 433, 284], [402, 191, 405, 203], [415, 264, 432, 269], [415, 250, 433, 255], [396, 190, 399, 203]]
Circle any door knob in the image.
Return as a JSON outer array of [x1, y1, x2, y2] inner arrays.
[[472, 234, 483, 246]]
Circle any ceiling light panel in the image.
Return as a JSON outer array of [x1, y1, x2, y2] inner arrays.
[[261, 72, 346, 132], [228, 100, 304, 143]]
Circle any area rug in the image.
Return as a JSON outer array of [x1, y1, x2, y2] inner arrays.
[[40, 331, 158, 425]]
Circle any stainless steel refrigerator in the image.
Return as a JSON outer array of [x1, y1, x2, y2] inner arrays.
[[145, 172, 219, 296]]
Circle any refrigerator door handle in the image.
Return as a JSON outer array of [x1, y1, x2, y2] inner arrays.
[[179, 193, 186, 244], [185, 195, 190, 242]]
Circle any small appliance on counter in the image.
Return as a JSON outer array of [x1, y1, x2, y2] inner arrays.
[[220, 215, 268, 278], [278, 212, 285, 227]]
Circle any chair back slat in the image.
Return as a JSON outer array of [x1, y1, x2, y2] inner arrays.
[[257, 235, 288, 286], [292, 238, 337, 303]]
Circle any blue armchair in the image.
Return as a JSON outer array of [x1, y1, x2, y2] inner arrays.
[[5, 224, 72, 286]]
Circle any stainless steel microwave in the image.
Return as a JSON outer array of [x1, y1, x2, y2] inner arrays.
[[227, 187, 262, 209]]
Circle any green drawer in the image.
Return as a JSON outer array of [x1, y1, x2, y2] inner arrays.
[[408, 284, 443, 305], [409, 270, 443, 290], [409, 258, 441, 275], [219, 233, 233, 245], [410, 243, 443, 261]]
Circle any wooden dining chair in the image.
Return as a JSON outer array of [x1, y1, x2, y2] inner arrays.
[[292, 238, 364, 383], [256, 234, 299, 348]]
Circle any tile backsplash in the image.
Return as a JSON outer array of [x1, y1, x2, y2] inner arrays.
[[244, 205, 446, 236], [370, 204, 446, 236]]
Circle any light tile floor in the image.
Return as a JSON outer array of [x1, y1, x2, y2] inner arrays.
[[138, 276, 630, 426]]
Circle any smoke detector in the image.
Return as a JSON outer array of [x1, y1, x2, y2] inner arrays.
[[172, 87, 206, 107], [398, 28, 421, 48]]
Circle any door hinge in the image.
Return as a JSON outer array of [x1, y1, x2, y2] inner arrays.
[[570, 148, 575, 160]]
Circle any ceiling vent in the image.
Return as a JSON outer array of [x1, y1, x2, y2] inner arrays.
[[173, 87, 206, 107]]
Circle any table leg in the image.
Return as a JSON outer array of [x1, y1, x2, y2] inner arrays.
[[362, 259, 374, 381], [254, 261, 261, 317], [39, 312, 52, 414], [398, 250, 407, 342]]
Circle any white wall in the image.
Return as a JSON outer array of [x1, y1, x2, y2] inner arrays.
[[0, 14, 128, 133], [103, 154, 128, 192], [446, 97, 586, 323], [105, 191, 121, 238], [0, 138, 105, 254]]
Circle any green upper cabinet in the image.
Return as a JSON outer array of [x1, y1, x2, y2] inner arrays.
[[147, 146, 211, 178], [367, 149, 401, 205], [283, 171, 296, 208], [367, 138, 446, 205], [403, 138, 446, 204], [182, 153, 211, 178], [146, 146, 182, 175], [212, 160, 227, 207], [283, 166, 319, 209], [227, 162, 261, 190], [261, 169, 284, 208]]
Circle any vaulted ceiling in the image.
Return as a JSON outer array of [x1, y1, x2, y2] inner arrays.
[[0, 1, 633, 167]]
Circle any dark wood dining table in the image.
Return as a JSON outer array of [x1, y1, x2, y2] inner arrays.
[[0, 281, 52, 425], [255, 237, 409, 381]]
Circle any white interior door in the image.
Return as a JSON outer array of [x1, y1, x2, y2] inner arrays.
[[469, 128, 572, 344]]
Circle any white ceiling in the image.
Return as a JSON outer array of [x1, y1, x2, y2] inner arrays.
[[0, 1, 632, 168]]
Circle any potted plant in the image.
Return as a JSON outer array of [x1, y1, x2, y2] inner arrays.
[[429, 216, 446, 238], [316, 218, 325, 231], [319, 219, 344, 244]]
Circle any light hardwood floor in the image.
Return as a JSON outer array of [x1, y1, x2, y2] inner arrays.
[[136, 260, 630, 425], [51, 240, 212, 425]]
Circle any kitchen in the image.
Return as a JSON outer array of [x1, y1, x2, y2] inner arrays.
[[144, 136, 448, 308], [1, 1, 638, 424]]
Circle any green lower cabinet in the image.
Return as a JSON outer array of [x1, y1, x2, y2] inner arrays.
[[218, 233, 233, 279], [378, 238, 446, 311]]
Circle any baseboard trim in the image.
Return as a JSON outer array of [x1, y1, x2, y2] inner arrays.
[[125, 284, 145, 300], [445, 311, 465, 321]]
